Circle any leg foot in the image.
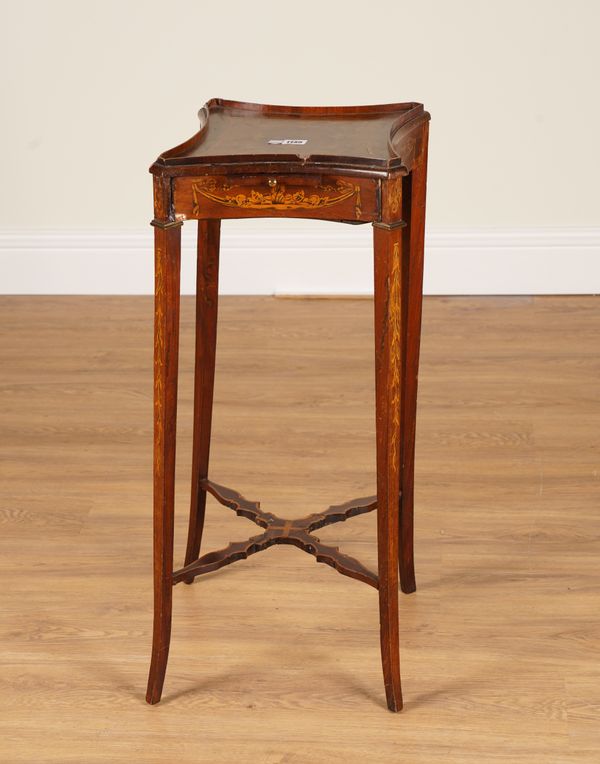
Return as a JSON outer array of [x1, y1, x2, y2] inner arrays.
[[146, 638, 171, 704], [184, 219, 221, 580], [146, 221, 181, 704], [373, 221, 404, 712], [399, 124, 429, 595]]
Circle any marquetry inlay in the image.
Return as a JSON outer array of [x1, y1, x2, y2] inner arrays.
[[389, 241, 402, 467], [191, 177, 361, 216]]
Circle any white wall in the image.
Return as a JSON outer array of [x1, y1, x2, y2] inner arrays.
[[1, 0, 599, 294]]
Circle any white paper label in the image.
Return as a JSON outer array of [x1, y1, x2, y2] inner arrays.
[[268, 139, 308, 145]]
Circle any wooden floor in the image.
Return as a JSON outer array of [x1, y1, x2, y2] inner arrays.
[[0, 295, 598, 763]]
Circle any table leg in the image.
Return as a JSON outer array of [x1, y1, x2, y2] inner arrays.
[[373, 223, 403, 712], [184, 219, 221, 578], [146, 222, 182, 705], [399, 124, 429, 594]]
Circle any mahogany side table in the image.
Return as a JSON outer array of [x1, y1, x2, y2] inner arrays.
[[147, 99, 430, 712]]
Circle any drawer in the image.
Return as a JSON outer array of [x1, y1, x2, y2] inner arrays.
[[173, 173, 379, 222]]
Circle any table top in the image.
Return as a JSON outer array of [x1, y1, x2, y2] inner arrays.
[[152, 99, 429, 176]]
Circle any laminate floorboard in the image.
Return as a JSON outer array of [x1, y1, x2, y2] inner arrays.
[[0, 295, 598, 763]]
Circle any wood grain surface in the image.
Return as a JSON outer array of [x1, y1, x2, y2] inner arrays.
[[0, 295, 599, 763]]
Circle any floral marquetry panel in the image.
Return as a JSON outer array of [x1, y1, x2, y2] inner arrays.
[[173, 173, 379, 221]]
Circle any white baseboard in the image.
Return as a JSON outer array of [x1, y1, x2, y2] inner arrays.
[[1, 225, 599, 295]]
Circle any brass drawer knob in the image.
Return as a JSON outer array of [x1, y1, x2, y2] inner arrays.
[[267, 177, 278, 188]]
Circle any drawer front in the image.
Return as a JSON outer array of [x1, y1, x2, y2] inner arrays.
[[174, 173, 379, 222]]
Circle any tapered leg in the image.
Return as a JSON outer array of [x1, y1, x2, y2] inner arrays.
[[373, 222, 404, 712], [184, 219, 221, 579], [399, 124, 429, 594], [146, 222, 182, 705]]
